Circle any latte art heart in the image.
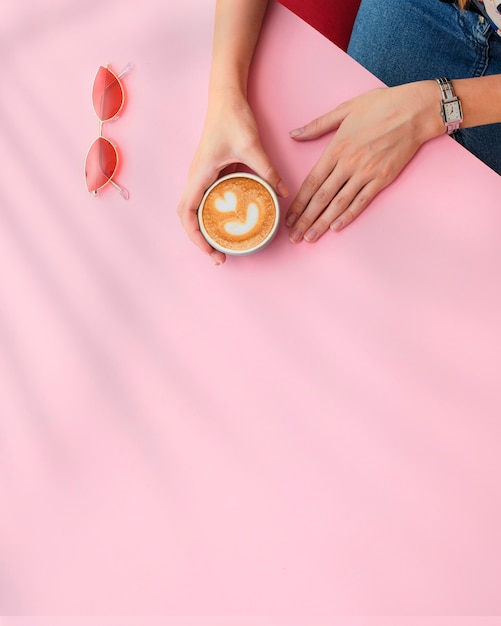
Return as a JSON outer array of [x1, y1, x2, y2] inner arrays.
[[215, 191, 238, 213], [199, 174, 279, 254], [224, 203, 259, 236], [213, 191, 260, 236]]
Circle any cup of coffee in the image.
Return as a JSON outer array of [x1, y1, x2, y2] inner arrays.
[[198, 172, 280, 255]]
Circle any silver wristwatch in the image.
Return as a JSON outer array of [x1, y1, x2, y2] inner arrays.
[[436, 77, 463, 135]]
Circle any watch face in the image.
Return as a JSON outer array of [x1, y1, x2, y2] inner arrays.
[[444, 100, 462, 123]]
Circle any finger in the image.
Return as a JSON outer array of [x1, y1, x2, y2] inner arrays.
[[286, 153, 343, 235], [302, 177, 362, 242], [177, 170, 227, 265], [329, 179, 383, 233], [245, 142, 289, 198], [288, 168, 349, 243], [289, 104, 347, 141], [285, 137, 346, 229], [180, 206, 226, 265]]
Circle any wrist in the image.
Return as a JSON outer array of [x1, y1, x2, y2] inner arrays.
[[209, 74, 248, 100], [204, 85, 254, 136], [207, 83, 249, 117], [209, 52, 252, 96], [410, 80, 449, 141], [435, 77, 463, 135]]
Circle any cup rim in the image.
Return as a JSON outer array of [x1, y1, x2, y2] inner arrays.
[[197, 172, 280, 256]]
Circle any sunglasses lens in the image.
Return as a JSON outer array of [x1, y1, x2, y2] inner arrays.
[[85, 137, 118, 193], [92, 66, 124, 121]]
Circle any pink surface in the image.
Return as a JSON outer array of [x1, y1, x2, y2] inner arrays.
[[1, 0, 501, 617], [0, 615, 501, 626]]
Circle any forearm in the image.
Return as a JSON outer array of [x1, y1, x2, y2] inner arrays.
[[453, 75, 501, 128], [209, 0, 269, 98], [405, 75, 501, 142]]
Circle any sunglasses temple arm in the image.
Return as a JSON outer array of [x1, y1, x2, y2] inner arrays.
[[110, 179, 130, 200], [118, 62, 134, 80]]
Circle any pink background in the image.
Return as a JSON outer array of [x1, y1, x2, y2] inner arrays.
[[0, 616, 501, 626], [1, 0, 501, 619]]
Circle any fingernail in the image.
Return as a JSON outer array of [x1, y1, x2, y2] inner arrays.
[[290, 228, 302, 243], [331, 220, 342, 231], [285, 212, 297, 227], [277, 180, 289, 197], [289, 127, 304, 138], [304, 229, 318, 243]]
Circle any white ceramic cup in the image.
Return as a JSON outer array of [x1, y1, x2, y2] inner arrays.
[[198, 172, 280, 256]]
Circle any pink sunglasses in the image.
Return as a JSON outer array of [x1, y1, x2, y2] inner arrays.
[[85, 63, 132, 199]]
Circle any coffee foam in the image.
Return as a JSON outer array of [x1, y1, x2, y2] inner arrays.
[[199, 175, 278, 252]]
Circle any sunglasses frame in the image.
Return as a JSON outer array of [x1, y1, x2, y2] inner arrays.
[[85, 63, 132, 200]]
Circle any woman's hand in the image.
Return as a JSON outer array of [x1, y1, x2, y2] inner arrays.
[[286, 81, 444, 243], [177, 88, 288, 265]]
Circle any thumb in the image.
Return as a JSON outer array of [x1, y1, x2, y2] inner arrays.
[[245, 143, 289, 198], [289, 106, 346, 141]]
